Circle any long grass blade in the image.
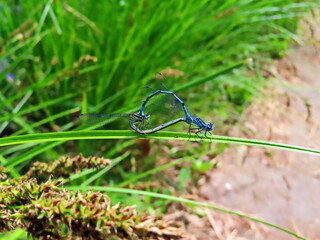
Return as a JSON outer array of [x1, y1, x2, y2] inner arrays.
[[1, 131, 319, 157], [66, 186, 307, 240]]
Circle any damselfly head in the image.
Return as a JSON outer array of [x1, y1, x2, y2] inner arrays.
[[144, 113, 151, 120], [206, 122, 214, 131]]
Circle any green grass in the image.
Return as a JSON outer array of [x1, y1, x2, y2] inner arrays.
[[1, 130, 318, 239], [0, 0, 319, 239], [1, 130, 320, 157], [0, 0, 316, 161]]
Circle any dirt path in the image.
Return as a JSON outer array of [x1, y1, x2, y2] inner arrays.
[[198, 19, 320, 240]]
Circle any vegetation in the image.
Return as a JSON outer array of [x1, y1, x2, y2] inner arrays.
[[0, 0, 318, 239]]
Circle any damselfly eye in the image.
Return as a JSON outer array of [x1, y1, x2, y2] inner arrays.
[[144, 113, 151, 120]]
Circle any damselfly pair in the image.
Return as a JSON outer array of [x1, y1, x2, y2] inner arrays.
[[78, 89, 214, 138]]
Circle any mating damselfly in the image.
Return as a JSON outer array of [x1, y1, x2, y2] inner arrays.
[[139, 90, 214, 137]]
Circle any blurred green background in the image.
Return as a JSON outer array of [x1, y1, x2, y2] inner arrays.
[[0, 0, 317, 238]]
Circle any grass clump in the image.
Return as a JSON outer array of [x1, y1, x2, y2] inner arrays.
[[0, 176, 185, 239]]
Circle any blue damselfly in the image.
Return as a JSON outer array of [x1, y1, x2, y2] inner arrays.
[[139, 90, 214, 137]]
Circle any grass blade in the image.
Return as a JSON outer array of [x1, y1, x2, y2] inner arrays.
[[1, 131, 319, 159], [66, 186, 307, 240]]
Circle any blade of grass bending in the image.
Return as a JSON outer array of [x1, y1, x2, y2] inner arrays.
[[105, 140, 136, 158], [0, 60, 97, 111], [61, 142, 137, 184], [49, 7, 62, 34], [2, 120, 80, 168], [117, 156, 194, 187], [1, 131, 320, 167], [173, 59, 251, 93], [13, 108, 79, 136], [0, 91, 32, 135], [66, 186, 307, 240], [0, 142, 39, 157], [0, 154, 20, 178], [4, 141, 63, 168], [64, 3, 102, 35], [63, 168, 97, 185], [36, 0, 54, 35], [0, 92, 79, 122]]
